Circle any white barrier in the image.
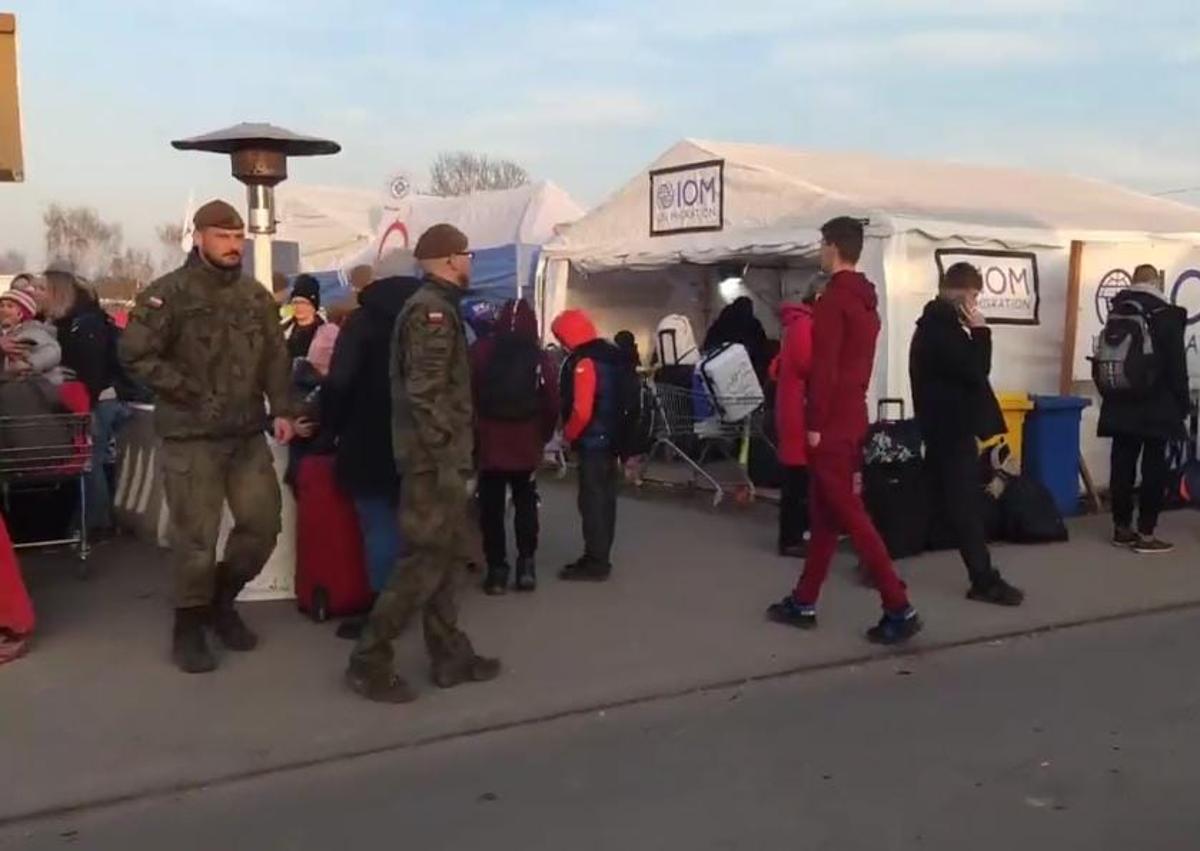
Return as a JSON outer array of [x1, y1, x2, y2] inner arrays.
[[113, 406, 297, 602]]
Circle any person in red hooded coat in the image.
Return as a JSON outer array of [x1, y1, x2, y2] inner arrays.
[[470, 299, 560, 594], [772, 299, 815, 557], [767, 217, 922, 645]]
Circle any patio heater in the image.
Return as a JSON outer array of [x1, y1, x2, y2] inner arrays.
[[171, 122, 340, 288]]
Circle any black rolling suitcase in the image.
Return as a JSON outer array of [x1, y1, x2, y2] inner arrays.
[[862, 399, 927, 559]]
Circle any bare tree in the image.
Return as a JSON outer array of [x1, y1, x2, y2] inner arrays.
[[99, 247, 157, 297], [43, 204, 123, 279], [0, 249, 26, 274], [156, 222, 186, 271], [428, 152, 529, 197]]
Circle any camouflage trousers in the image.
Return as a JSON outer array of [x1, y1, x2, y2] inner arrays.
[[350, 470, 475, 680], [161, 435, 282, 608]]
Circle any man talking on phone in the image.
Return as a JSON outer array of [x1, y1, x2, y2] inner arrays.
[[910, 261, 1024, 606]]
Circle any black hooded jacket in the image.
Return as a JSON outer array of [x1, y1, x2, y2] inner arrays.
[[1097, 286, 1190, 441], [321, 275, 421, 497], [909, 297, 1006, 444]]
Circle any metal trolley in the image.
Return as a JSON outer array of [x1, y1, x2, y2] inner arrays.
[[0, 412, 93, 564], [641, 382, 772, 507]]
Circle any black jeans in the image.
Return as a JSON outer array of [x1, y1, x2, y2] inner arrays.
[[577, 450, 619, 568], [1110, 435, 1169, 535], [477, 470, 539, 568], [779, 465, 810, 548], [925, 435, 998, 589]]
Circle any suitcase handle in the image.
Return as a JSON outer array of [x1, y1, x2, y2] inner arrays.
[[877, 398, 906, 422]]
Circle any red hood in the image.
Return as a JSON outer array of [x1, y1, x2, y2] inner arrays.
[[551, 309, 598, 350], [780, 302, 812, 328], [829, 270, 878, 311], [498, 298, 539, 340]]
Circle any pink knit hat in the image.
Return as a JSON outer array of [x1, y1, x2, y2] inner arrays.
[[0, 288, 38, 322]]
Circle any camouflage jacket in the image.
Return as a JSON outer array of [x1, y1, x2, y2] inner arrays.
[[390, 276, 473, 473], [118, 251, 294, 440]]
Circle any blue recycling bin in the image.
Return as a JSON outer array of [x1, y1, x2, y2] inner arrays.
[[1022, 395, 1092, 517]]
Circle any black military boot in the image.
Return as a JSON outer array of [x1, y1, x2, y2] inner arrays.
[[172, 607, 216, 674], [212, 563, 259, 652], [514, 556, 537, 592], [432, 654, 502, 689]]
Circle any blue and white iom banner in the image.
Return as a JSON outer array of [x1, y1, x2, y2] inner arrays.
[[650, 160, 724, 236]]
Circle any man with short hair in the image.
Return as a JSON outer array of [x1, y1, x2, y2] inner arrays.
[[910, 261, 1024, 605], [349, 264, 374, 294], [768, 217, 922, 644], [346, 223, 501, 703], [1098, 263, 1189, 554], [120, 200, 297, 674]]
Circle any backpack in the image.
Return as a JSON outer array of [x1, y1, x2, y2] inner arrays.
[[998, 475, 1068, 544], [478, 334, 543, 421], [1092, 300, 1163, 398], [613, 357, 651, 460]]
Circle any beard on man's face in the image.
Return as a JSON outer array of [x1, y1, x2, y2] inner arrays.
[[202, 245, 243, 271]]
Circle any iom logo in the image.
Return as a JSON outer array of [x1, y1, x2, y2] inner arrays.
[[1095, 268, 1131, 324], [1170, 269, 1200, 326]]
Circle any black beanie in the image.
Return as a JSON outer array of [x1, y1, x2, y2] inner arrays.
[[291, 275, 321, 310]]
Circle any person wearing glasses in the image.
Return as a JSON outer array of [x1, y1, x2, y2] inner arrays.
[[346, 223, 500, 704]]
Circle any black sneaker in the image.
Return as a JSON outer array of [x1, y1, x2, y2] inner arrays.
[[967, 577, 1025, 607], [1112, 527, 1138, 549], [514, 556, 537, 592], [1132, 536, 1175, 554], [560, 559, 611, 582], [866, 608, 923, 645], [777, 543, 808, 559], [482, 564, 511, 596], [766, 596, 817, 629]]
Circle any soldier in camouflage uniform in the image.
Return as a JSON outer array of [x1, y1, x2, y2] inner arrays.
[[119, 200, 296, 674], [347, 224, 501, 703]]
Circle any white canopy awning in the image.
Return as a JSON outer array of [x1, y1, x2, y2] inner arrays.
[[546, 139, 1200, 271]]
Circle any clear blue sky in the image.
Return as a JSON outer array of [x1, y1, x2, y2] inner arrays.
[[2, 0, 1198, 265]]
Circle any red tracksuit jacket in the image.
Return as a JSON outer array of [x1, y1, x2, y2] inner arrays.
[[806, 270, 882, 445]]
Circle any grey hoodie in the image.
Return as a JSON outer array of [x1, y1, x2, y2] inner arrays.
[[2, 319, 63, 384]]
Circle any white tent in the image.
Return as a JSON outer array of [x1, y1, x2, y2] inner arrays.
[[540, 139, 1200, 484], [276, 181, 585, 299]]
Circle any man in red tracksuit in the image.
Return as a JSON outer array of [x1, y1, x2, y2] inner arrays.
[[767, 217, 922, 644]]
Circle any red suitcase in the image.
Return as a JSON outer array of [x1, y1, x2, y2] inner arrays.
[[294, 454, 372, 622]]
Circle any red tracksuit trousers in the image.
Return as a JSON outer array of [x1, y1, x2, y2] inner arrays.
[[792, 439, 910, 612]]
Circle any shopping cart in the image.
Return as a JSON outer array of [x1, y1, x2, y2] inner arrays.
[[641, 383, 772, 506], [0, 412, 93, 564]]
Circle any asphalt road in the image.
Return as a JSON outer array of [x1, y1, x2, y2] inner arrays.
[[4, 609, 1200, 851]]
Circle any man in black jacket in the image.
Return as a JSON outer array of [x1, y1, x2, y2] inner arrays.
[[321, 274, 421, 636], [910, 262, 1024, 606], [1098, 264, 1189, 554]]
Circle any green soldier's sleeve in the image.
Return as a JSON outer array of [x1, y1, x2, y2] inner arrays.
[[258, 291, 294, 419], [118, 285, 202, 404], [400, 302, 458, 464]]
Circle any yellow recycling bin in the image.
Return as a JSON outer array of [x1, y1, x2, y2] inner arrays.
[[984, 392, 1034, 464]]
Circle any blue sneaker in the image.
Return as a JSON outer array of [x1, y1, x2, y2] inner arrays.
[[866, 607, 922, 645], [766, 596, 817, 629]]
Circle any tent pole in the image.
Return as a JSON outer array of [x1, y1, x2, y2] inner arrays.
[[1061, 240, 1102, 513]]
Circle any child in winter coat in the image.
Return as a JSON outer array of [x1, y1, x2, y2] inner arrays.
[[0, 289, 63, 385], [771, 300, 814, 557]]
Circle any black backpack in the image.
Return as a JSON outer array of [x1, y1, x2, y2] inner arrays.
[[998, 475, 1068, 544], [478, 334, 543, 421], [613, 358, 652, 460], [1092, 300, 1163, 398]]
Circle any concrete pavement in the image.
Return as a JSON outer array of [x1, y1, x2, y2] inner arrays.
[[5, 607, 1200, 850], [3, 480, 1200, 823]]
